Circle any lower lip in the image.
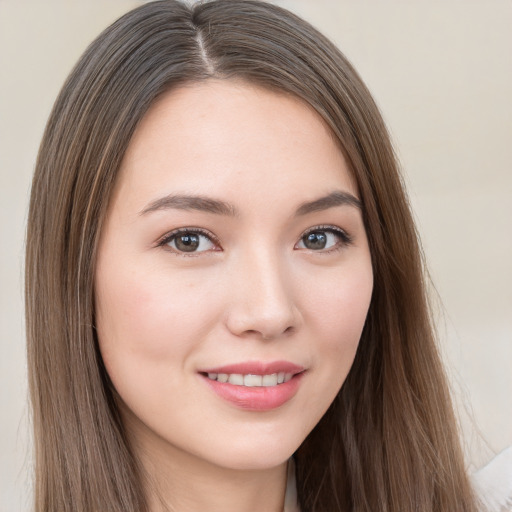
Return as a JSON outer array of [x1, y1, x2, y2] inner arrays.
[[201, 373, 304, 411]]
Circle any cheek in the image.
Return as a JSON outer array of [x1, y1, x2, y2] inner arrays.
[[305, 256, 373, 339], [95, 262, 218, 357], [94, 263, 222, 422], [329, 274, 372, 348], [94, 272, 170, 412], [96, 272, 171, 361], [301, 258, 373, 397]]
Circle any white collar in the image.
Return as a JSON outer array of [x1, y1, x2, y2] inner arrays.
[[472, 446, 512, 512], [283, 458, 300, 512]]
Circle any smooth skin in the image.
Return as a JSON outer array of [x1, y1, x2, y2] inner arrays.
[[95, 80, 373, 512]]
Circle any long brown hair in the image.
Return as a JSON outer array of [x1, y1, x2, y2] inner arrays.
[[25, 1, 479, 510]]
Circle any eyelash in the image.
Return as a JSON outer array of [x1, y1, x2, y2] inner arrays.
[[156, 225, 353, 255], [298, 225, 354, 253], [156, 228, 221, 254]]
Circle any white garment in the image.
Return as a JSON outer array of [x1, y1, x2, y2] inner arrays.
[[283, 458, 299, 512], [473, 446, 512, 512]]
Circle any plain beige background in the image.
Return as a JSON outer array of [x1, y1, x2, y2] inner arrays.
[[1, 1, 511, 510]]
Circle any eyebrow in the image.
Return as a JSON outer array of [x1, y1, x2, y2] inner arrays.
[[139, 190, 362, 217], [295, 191, 362, 215], [139, 194, 239, 217]]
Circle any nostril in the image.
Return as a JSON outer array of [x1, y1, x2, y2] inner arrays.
[[261, 326, 295, 340], [224, 296, 300, 340]]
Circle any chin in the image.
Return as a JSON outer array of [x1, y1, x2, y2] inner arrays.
[[216, 432, 305, 470], [209, 448, 295, 472]]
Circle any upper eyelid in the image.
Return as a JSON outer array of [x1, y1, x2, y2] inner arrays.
[[157, 227, 220, 248], [156, 224, 352, 248], [300, 224, 351, 238], [302, 224, 343, 233]]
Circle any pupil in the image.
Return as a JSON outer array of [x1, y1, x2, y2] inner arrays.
[[175, 233, 199, 252], [304, 232, 327, 250]]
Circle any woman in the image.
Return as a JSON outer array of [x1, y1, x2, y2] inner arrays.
[[25, 1, 483, 511]]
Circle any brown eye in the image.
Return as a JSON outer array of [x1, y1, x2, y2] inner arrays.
[[174, 233, 200, 252], [164, 231, 216, 253], [302, 232, 328, 250], [296, 227, 352, 252]]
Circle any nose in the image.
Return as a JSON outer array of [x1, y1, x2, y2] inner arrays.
[[224, 250, 301, 341]]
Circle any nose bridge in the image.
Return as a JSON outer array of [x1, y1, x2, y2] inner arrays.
[[226, 242, 299, 339]]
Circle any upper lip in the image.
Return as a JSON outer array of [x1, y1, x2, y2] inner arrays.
[[199, 360, 305, 375]]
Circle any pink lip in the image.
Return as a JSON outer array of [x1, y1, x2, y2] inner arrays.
[[198, 360, 305, 411], [199, 360, 304, 376]]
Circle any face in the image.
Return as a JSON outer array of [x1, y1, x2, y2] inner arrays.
[[95, 80, 373, 472]]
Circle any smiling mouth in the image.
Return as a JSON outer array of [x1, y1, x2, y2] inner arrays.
[[203, 372, 294, 387], [200, 370, 304, 410], [198, 361, 305, 410]]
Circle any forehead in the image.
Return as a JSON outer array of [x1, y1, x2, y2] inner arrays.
[[114, 79, 357, 212]]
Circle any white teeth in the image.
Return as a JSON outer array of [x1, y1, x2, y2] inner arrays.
[[228, 374, 244, 385], [262, 374, 278, 386], [244, 374, 262, 387], [206, 371, 295, 387]]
